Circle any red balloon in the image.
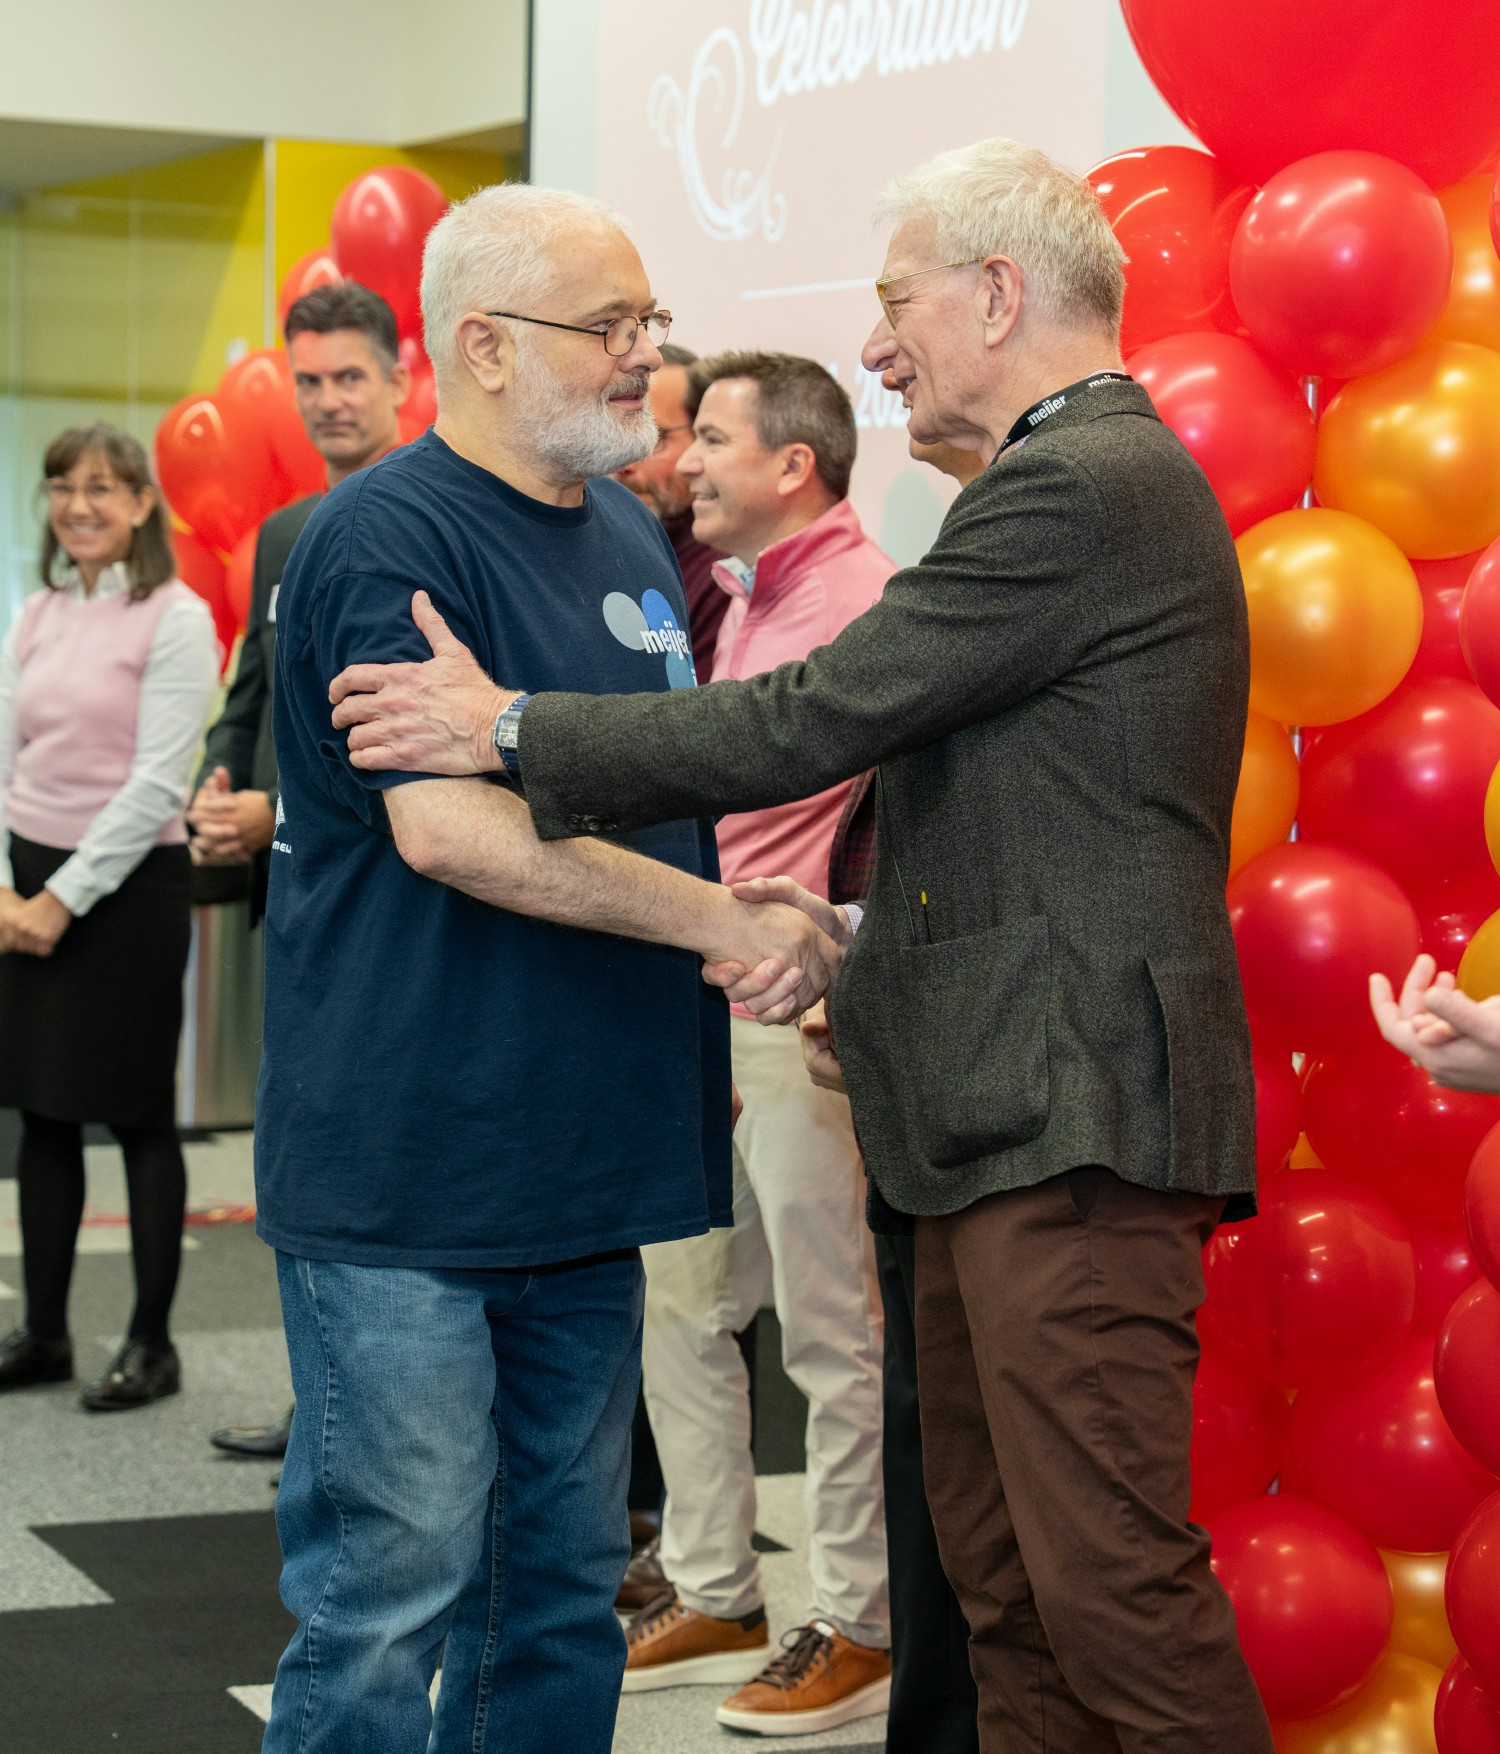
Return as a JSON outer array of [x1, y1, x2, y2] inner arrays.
[[217, 349, 303, 522], [1448, 1492, 1500, 1694], [155, 396, 261, 553], [1493, 163, 1500, 260], [277, 246, 343, 331], [1128, 332, 1315, 534], [1087, 147, 1252, 355], [1467, 1123, 1500, 1284], [1299, 680, 1500, 891], [1202, 1170, 1415, 1390], [1415, 869, 1500, 967], [1190, 1345, 1289, 1524], [1437, 1655, 1500, 1754], [1229, 152, 1453, 379], [1412, 554, 1485, 686], [1302, 1045, 1500, 1222], [169, 528, 234, 671], [330, 166, 447, 339], [1228, 843, 1422, 1052], [224, 527, 258, 630], [1283, 1335, 1498, 1551], [1437, 1282, 1500, 1477], [399, 360, 437, 444], [1208, 1494, 1392, 1719], [1461, 539, 1500, 707], [1119, 0, 1500, 190], [1253, 1045, 1301, 1177], [1412, 1220, 1484, 1335]]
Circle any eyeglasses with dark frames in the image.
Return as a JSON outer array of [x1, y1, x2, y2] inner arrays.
[[485, 308, 674, 358]]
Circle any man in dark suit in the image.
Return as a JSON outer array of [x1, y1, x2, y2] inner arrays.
[[191, 281, 408, 1460], [188, 283, 410, 917], [327, 139, 1272, 1754]]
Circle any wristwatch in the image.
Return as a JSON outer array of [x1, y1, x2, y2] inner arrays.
[[491, 693, 532, 777]]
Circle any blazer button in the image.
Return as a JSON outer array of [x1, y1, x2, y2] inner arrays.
[[600, 820, 619, 833], [582, 815, 602, 832]]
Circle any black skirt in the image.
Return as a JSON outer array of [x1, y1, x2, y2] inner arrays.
[[0, 834, 191, 1127]]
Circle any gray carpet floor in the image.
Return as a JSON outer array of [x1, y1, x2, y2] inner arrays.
[[0, 1131, 887, 1752]]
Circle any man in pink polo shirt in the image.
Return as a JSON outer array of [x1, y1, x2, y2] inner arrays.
[[622, 351, 896, 1738]]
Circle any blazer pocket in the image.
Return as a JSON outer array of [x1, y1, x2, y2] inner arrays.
[[840, 916, 1052, 1174]]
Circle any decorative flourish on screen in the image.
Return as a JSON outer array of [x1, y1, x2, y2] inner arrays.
[[649, 29, 789, 245]]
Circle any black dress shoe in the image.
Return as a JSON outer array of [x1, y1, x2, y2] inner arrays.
[[80, 1338, 180, 1411], [210, 1405, 293, 1458], [0, 1326, 73, 1390]]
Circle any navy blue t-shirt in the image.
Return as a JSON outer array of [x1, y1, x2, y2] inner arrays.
[[255, 431, 733, 1268]]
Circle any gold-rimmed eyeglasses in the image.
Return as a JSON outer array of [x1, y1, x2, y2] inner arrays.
[[485, 308, 673, 357], [875, 259, 983, 326]]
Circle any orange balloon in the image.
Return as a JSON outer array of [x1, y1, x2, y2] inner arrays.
[[1273, 1649, 1440, 1754], [1231, 711, 1301, 874], [1431, 178, 1500, 353], [1486, 761, 1500, 874], [1314, 340, 1500, 560], [1383, 1551, 1458, 1672], [1458, 908, 1500, 998], [1237, 509, 1423, 725]]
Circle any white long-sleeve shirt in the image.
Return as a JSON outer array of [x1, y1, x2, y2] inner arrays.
[[0, 564, 220, 915]]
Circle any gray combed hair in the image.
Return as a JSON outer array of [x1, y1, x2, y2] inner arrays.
[[874, 139, 1125, 335], [420, 183, 630, 388]]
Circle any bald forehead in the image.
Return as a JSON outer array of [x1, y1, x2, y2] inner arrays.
[[534, 219, 653, 321]]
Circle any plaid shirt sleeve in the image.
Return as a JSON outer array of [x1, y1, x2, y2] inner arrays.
[[828, 769, 878, 907]]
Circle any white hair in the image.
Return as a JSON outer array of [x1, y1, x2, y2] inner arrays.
[[420, 182, 630, 389], [874, 139, 1125, 334]]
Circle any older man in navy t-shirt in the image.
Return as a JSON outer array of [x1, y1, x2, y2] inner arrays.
[[255, 185, 842, 1754]]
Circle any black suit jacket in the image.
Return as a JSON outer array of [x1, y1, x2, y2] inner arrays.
[[519, 382, 1255, 1220], [197, 494, 319, 916]]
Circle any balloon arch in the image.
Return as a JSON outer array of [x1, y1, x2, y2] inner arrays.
[[154, 9, 1500, 1745]]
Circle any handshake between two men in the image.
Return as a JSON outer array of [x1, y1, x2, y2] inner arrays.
[[327, 589, 856, 1036]]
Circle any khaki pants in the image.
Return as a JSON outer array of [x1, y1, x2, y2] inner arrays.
[[915, 1168, 1274, 1754], [640, 1016, 889, 1646]]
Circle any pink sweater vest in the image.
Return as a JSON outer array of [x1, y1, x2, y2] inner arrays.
[[7, 581, 195, 852]]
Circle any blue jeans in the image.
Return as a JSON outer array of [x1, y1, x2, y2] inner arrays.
[[263, 1248, 645, 1754]]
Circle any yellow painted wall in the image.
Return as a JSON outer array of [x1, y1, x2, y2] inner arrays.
[[271, 140, 515, 298], [14, 141, 266, 405]]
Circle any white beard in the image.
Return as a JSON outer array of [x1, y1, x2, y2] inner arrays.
[[515, 350, 658, 481]]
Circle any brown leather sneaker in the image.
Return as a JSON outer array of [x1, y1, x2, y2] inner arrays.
[[715, 1620, 892, 1735], [615, 1536, 667, 1612], [620, 1589, 771, 1693]]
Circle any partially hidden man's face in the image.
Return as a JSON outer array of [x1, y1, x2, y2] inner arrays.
[[289, 329, 408, 472], [615, 365, 696, 520], [678, 378, 796, 562], [508, 223, 664, 482], [861, 214, 983, 448]]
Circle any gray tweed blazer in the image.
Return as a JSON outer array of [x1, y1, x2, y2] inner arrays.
[[520, 380, 1255, 1220]]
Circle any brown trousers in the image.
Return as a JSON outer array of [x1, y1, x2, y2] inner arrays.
[[914, 1168, 1273, 1754]]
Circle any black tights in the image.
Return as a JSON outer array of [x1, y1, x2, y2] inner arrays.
[[17, 1112, 186, 1348]]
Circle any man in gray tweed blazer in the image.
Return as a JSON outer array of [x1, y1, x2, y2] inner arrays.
[[330, 141, 1272, 1754]]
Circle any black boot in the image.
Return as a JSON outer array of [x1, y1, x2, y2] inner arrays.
[[0, 1326, 73, 1390], [80, 1337, 180, 1411]]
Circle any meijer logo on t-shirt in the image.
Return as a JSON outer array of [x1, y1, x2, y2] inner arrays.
[[602, 590, 697, 689]]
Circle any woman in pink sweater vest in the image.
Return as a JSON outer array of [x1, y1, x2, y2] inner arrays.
[[0, 425, 218, 1409]]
